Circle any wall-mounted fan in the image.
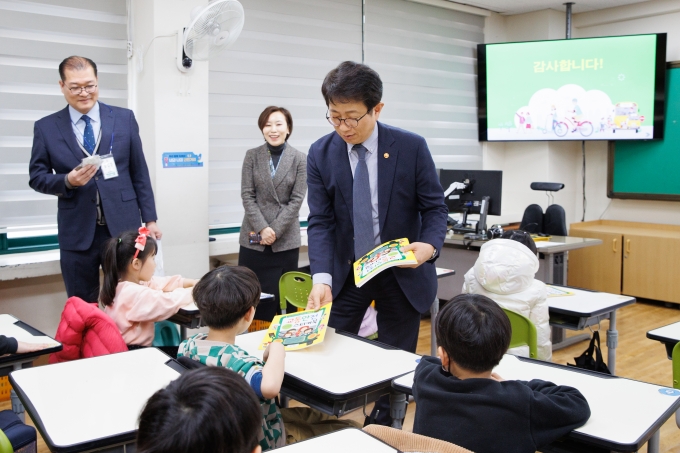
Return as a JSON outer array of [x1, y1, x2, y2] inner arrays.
[[177, 0, 245, 72]]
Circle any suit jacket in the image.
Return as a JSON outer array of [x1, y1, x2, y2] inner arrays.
[[29, 103, 157, 251], [307, 122, 448, 313], [239, 143, 307, 252]]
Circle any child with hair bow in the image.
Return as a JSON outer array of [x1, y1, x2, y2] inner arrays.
[[101, 227, 198, 348]]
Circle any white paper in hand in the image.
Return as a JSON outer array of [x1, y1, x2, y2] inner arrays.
[[77, 155, 102, 170], [154, 240, 165, 277]]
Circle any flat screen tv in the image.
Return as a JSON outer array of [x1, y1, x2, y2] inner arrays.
[[478, 33, 666, 141]]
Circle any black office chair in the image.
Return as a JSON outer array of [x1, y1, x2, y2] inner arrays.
[[519, 204, 544, 233], [519, 183, 567, 236], [544, 204, 568, 236]]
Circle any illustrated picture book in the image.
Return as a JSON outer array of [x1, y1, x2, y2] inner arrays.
[[259, 304, 332, 351], [546, 285, 574, 297], [353, 238, 417, 288]]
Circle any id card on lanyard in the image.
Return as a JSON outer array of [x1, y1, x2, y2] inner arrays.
[[101, 133, 119, 180]]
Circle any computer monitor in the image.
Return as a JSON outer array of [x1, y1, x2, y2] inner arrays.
[[439, 169, 503, 234]]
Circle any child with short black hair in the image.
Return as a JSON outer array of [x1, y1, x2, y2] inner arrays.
[[413, 293, 590, 453], [137, 366, 262, 453], [462, 229, 551, 360], [178, 265, 359, 451]]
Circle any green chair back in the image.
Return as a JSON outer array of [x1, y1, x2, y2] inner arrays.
[[0, 429, 13, 453], [279, 272, 312, 314], [502, 308, 538, 359], [672, 342, 680, 389], [153, 321, 181, 347]]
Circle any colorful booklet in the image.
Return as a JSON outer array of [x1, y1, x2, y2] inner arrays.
[[259, 304, 332, 351], [353, 238, 418, 288], [546, 285, 574, 297]]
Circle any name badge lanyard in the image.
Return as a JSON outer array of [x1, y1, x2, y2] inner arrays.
[[76, 128, 102, 157], [268, 148, 283, 178]]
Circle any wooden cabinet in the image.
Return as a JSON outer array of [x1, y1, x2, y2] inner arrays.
[[567, 229, 622, 294], [568, 220, 680, 304]]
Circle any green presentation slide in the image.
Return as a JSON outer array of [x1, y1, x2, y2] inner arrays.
[[484, 34, 658, 140]]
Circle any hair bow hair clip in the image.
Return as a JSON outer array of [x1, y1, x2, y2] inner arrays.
[[133, 227, 150, 259]]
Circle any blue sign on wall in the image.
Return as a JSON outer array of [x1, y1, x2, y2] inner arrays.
[[162, 152, 203, 168]]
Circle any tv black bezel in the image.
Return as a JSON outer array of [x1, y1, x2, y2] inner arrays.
[[477, 33, 667, 142]]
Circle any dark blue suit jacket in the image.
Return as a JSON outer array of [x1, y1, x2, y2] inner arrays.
[[307, 122, 448, 313], [29, 103, 157, 251]]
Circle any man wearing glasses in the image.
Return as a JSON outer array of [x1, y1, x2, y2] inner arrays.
[[29, 56, 160, 303], [306, 61, 447, 425]]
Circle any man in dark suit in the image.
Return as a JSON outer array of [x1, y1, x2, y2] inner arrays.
[[306, 61, 448, 424], [29, 56, 161, 303]]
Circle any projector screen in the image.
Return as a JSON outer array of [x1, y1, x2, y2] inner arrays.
[[478, 34, 667, 141]]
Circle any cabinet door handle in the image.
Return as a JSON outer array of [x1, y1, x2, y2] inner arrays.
[[612, 238, 617, 252], [626, 239, 631, 254]]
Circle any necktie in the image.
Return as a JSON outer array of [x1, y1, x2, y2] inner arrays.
[[81, 115, 96, 154], [353, 144, 375, 260]]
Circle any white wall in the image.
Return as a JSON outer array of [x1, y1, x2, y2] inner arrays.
[[131, 0, 210, 278], [483, 10, 582, 224], [572, 1, 680, 226], [483, 1, 680, 227]]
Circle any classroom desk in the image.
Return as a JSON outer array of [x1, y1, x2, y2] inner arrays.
[[276, 428, 397, 452], [646, 321, 680, 428], [437, 235, 601, 301], [647, 321, 680, 359], [548, 286, 635, 375], [168, 293, 275, 338], [9, 348, 184, 453], [392, 354, 680, 453], [235, 327, 420, 429], [0, 314, 62, 422]]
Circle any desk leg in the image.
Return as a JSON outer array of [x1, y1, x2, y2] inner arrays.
[[647, 430, 660, 453], [11, 364, 24, 422], [430, 297, 439, 357], [546, 253, 555, 285], [607, 310, 618, 375], [389, 390, 407, 430]]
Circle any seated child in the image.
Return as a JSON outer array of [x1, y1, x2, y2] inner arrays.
[[178, 265, 360, 451], [100, 227, 197, 347], [137, 366, 262, 453], [462, 229, 552, 360], [413, 293, 590, 453]]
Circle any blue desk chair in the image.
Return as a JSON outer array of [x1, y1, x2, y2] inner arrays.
[[0, 410, 36, 453], [153, 321, 181, 348], [502, 308, 538, 359]]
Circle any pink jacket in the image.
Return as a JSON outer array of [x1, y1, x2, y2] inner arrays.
[[104, 275, 193, 346]]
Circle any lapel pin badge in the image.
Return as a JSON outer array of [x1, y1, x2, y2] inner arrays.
[[384, 153, 389, 158]]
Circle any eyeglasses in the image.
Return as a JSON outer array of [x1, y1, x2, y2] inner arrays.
[[67, 85, 97, 94], [326, 110, 370, 128]]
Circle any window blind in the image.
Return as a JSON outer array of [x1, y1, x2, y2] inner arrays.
[[364, 0, 484, 170], [208, 0, 362, 227], [0, 0, 128, 230]]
